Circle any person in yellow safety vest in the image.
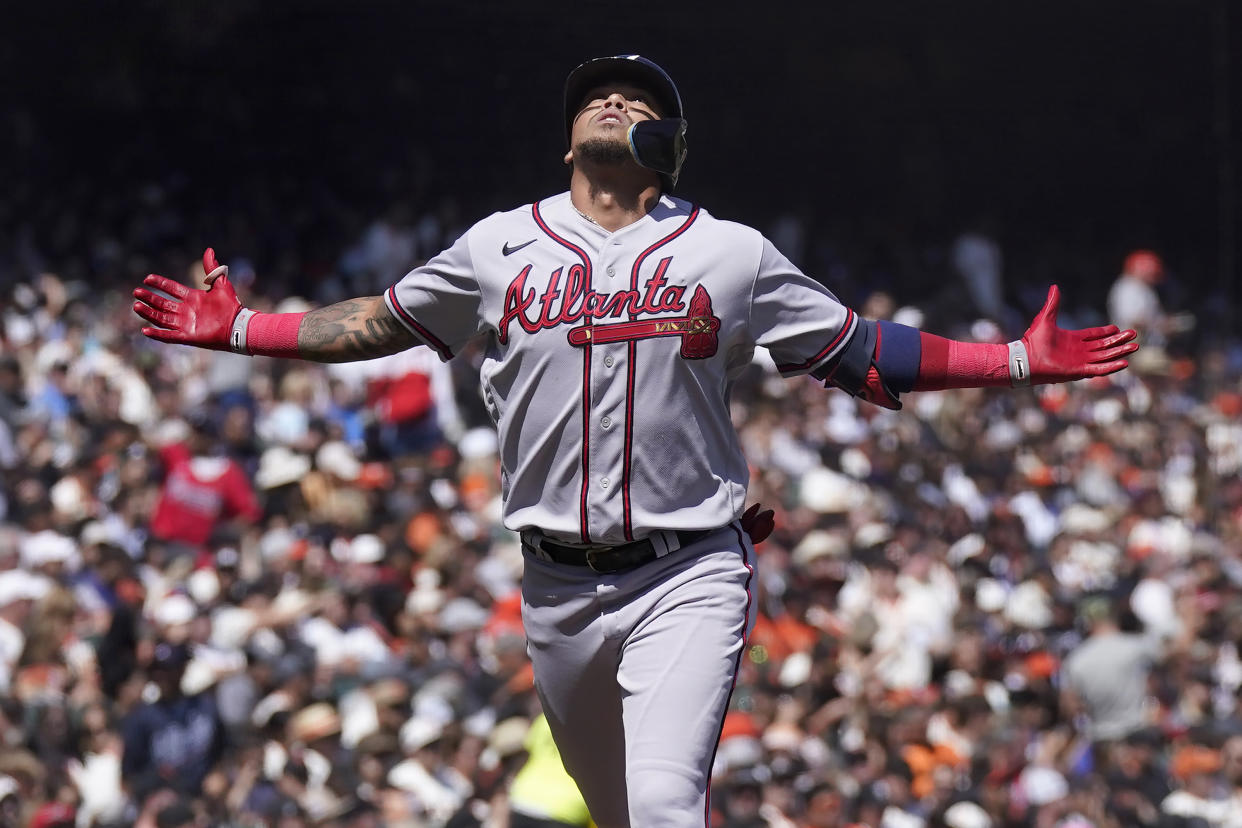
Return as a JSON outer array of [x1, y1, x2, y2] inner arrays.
[[508, 714, 596, 828]]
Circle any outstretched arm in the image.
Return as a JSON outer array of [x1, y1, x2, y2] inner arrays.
[[133, 249, 421, 362], [913, 285, 1137, 391], [823, 285, 1139, 409]]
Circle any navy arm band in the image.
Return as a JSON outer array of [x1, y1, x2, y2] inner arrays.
[[875, 320, 922, 393]]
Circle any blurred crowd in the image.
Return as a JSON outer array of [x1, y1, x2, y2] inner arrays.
[[2, 167, 1242, 828]]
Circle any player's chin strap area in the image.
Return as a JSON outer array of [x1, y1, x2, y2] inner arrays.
[[628, 119, 688, 188]]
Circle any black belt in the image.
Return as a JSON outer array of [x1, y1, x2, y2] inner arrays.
[[522, 529, 715, 574]]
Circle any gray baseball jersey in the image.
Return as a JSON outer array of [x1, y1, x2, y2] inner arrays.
[[384, 190, 855, 544]]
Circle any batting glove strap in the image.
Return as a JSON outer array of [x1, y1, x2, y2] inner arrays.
[[1007, 340, 1032, 387], [230, 308, 256, 355]]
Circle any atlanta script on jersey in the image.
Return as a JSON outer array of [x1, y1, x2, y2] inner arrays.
[[385, 191, 855, 544]]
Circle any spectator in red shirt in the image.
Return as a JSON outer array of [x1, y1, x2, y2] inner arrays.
[[148, 414, 261, 551]]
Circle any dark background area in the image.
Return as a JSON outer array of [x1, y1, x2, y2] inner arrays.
[[1, 0, 1237, 317]]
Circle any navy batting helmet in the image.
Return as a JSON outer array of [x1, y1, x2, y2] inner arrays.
[[563, 55, 688, 190]]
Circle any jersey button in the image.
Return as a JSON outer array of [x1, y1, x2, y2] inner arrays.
[[601, 416, 612, 429], [606, 266, 616, 277], [600, 477, 610, 488], [604, 356, 615, 368]]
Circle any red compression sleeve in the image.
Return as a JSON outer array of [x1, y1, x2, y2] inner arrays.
[[246, 312, 304, 358], [912, 332, 1010, 391]]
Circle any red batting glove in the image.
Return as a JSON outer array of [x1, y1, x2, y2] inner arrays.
[[740, 503, 776, 546], [132, 248, 242, 350], [1022, 285, 1139, 384]]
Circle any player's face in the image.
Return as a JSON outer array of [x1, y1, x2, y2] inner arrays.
[[565, 82, 661, 164]]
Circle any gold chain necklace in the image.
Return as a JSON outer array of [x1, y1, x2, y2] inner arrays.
[[572, 204, 602, 226]]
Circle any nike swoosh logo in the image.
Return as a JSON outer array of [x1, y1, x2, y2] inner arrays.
[[502, 239, 537, 256]]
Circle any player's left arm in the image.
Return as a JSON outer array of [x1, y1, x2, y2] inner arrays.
[[825, 285, 1138, 410]]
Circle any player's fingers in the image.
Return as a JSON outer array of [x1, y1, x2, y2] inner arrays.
[[1089, 341, 1140, 363], [1085, 359, 1130, 376], [1087, 330, 1137, 351], [141, 327, 190, 344], [1036, 285, 1060, 324], [751, 510, 775, 544], [132, 301, 178, 329], [208, 274, 234, 297], [132, 288, 180, 312], [142, 273, 191, 299], [202, 248, 231, 286], [1077, 324, 1120, 341]]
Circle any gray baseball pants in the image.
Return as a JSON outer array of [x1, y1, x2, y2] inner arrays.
[[521, 524, 755, 828]]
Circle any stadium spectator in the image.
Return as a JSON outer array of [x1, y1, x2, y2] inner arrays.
[[1059, 596, 1167, 745], [121, 642, 226, 802], [1106, 249, 1195, 365], [147, 416, 261, 552]]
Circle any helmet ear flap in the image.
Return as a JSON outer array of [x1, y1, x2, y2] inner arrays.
[[627, 118, 688, 190]]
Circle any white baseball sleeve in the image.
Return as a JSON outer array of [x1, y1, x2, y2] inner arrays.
[[384, 229, 485, 361], [748, 238, 858, 377]]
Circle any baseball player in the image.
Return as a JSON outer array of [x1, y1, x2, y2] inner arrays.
[[133, 55, 1138, 827]]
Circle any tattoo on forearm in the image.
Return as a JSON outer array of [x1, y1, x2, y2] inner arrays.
[[297, 297, 421, 362]]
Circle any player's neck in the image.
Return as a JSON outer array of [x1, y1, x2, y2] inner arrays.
[[569, 169, 660, 233]]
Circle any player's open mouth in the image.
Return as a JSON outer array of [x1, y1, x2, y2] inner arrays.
[[596, 112, 624, 125]]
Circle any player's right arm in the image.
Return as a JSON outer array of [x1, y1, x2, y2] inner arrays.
[[133, 249, 424, 363]]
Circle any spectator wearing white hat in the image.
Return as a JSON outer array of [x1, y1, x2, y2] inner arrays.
[[389, 712, 468, 823], [0, 570, 50, 694]]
